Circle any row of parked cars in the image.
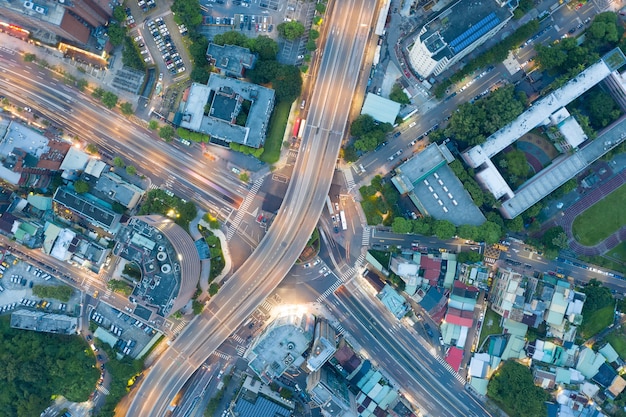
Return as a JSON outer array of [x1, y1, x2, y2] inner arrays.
[[148, 17, 185, 74]]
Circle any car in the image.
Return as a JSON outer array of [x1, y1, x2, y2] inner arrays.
[[177, 67, 185, 73], [568, 27, 576, 34], [158, 73, 163, 81], [134, 35, 142, 42], [394, 149, 403, 156], [393, 131, 401, 138], [96, 354, 103, 361], [231, 167, 241, 174], [303, 263, 311, 268], [268, 24, 273, 32], [144, 57, 151, 62], [409, 139, 417, 146]]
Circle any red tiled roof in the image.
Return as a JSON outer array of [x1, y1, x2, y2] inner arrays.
[[446, 307, 474, 327], [421, 256, 441, 281], [445, 347, 464, 372]]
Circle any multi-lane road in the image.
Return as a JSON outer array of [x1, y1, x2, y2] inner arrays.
[[0, 53, 245, 213], [125, 0, 377, 414]]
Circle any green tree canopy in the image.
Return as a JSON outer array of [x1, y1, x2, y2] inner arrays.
[[159, 125, 175, 141], [277, 21, 305, 40], [101, 91, 118, 109], [389, 83, 410, 104], [392, 217, 412, 234], [120, 102, 133, 115], [0, 317, 100, 417], [488, 361, 549, 417], [433, 220, 457, 240], [74, 179, 90, 194], [113, 157, 125, 168]]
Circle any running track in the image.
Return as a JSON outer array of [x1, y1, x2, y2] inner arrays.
[[557, 171, 626, 256]]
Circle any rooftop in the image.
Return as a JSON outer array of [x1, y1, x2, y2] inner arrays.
[[179, 75, 275, 148], [10, 309, 77, 334], [94, 172, 145, 209], [113, 216, 201, 318], [53, 187, 120, 231], [361, 93, 401, 125], [206, 43, 256, 77], [247, 312, 315, 382], [463, 57, 615, 168], [419, 0, 511, 57]]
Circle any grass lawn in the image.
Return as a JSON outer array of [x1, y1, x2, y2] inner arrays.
[[572, 184, 626, 246], [608, 242, 626, 263], [478, 308, 503, 350], [579, 305, 614, 339], [605, 328, 626, 360], [261, 100, 291, 164]]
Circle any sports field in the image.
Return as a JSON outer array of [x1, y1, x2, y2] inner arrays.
[[572, 184, 626, 246]]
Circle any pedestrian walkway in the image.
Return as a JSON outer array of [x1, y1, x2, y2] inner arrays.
[[231, 334, 245, 344], [172, 320, 188, 335], [334, 323, 346, 336], [236, 345, 246, 356], [343, 167, 356, 190], [212, 351, 231, 361], [361, 226, 371, 247], [316, 279, 343, 303], [97, 386, 110, 395], [259, 299, 273, 312], [226, 177, 264, 241]]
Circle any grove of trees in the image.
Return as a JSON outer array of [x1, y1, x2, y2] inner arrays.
[[444, 85, 526, 148], [391, 216, 504, 244], [0, 317, 100, 417], [487, 361, 549, 417], [389, 83, 410, 104], [349, 114, 393, 152]]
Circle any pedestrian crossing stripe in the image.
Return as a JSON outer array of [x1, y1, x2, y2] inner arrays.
[[98, 386, 110, 395], [316, 280, 343, 303], [436, 355, 466, 384], [231, 334, 245, 344], [212, 351, 230, 360], [236, 345, 246, 356], [260, 300, 273, 312], [227, 178, 264, 241], [362, 226, 371, 246], [172, 320, 188, 334]]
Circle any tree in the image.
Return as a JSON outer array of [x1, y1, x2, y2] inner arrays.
[[433, 220, 456, 240], [457, 251, 483, 263], [277, 21, 305, 40], [126, 165, 137, 175], [107, 24, 126, 46], [120, 102, 133, 116], [476, 221, 502, 244], [192, 300, 204, 315], [148, 120, 159, 130], [581, 279, 613, 312], [111, 201, 126, 214], [92, 87, 105, 99], [552, 232, 569, 250], [159, 125, 175, 141], [315, 2, 326, 13], [389, 83, 410, 104], [350, 114, 377, 137], [342, 144, 358, 162], [113, 5, 126, 22], [113, 157, 125, 168], [101, 91, 118, 109], [392, 217, 413, 234], [306, 39, 317, 51], [85, 143, 98, 155], [488, 361, 549, 417], [585, 89, 621, 129], [309, 29, 320, 40], [107, 279, 133, 296], [24, 53, 36, 62], [76, 79, 88, 92], [74, 180, 90, 194], [249, 35, 279, 61], [209, 282, 220, 296], [272, 65, 303, 102]]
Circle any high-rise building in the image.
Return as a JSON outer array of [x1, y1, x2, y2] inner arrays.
[[407, 0, 513, 78]]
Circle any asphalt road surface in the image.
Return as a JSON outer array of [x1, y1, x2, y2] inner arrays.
[[0, 52, 245, 212], [125, 0, 377, 414]]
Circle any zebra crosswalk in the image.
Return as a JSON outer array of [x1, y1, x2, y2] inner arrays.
[[227, 178, 264, 241], [97, 385, 110, 395], [436, 355, 467, 384], [362, 226, 371, 246], [343, 168, 356, 190], [148, 183, 159, 190], [172, 320, 188, 335], [231, 334, 245, 344], [212, 351, 231, 360], [317, 280, 343, 303], [259, 300, 273, 312], [236, 345, 246, 357], [334, 324, 345, 336], [339, 254, 366, 282]]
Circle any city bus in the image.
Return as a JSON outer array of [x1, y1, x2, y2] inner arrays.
[[339, 210, 347, 231]]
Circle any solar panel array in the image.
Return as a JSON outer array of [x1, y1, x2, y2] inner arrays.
[[449, 12, 500, 53]]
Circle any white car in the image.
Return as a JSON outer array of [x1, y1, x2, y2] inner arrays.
[[158, 73, 163, 81]]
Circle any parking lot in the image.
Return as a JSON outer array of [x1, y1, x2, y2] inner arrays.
[[199, 0, 316, 64], [0, 255, 80, 316], [88, 302, 160, 359], [146, 17, 186, 76]]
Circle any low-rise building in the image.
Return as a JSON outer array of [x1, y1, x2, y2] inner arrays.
[[205, 43, 256, 78], [53, 187, 121, 236], [10, 309, 77, 334], [177, 74, 275, 149]]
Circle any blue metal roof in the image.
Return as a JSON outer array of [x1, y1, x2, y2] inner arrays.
[[449, 12, 500, 53], [233, 396, 291, 417]]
